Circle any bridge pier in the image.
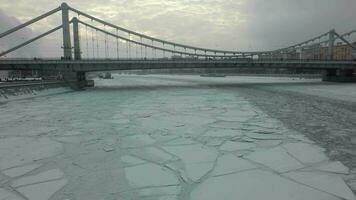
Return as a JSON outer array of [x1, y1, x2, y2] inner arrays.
[[62, 71, 87, 90], [322, 68, 356, 82]]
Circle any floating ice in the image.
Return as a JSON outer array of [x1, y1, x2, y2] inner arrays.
[[0, 137, 63, 170], [216, 110, 256, 122], [163, 137, 197, 146], [204, 129, 243, 138], [53, 135, 83, 144], [163, 144, 218, 182], [121, 155, 146, 165], [12, 169, 65, 188], [246, 146, 304, 173], [131, 147, 178, 164], [285, 171, 356, 200], [220, 141, 256, 151], [191, 169, 341, 200], [208, 121, 243, 130], [124, 163, 179, 187], [211, 154, 258, 176], [16, 179, 67, 200], [2, 163, 42, 178], [137, 185, 181, 196], [11, 169, 67, 200], [244, 132, 283, 140], [120, 134, 156, 148], [163, 144, 218, 164], [185, 162, 215, 182], [283, 142, 328, 164], [313, 161, 349, 174], [0, 188, 24, 200]]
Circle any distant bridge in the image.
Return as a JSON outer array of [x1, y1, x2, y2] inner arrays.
[[1, 3, 356, 89]]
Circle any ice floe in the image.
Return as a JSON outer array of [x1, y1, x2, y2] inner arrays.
[[124, 163, 179, 187], [246, 146, 304, 173], [211, 154, 258, 176], [285, 171, 356, 200], [191, 169, 342, 200], [220, 141, 256, 151], [0, 137, 63, 170], [283, 142, 328, 164]]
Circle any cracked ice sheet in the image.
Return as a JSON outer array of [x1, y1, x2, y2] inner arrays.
[[137, 186, 180, 197], [203, 129, 243, 138], [120, 134, 156, 148], [311, 161, 349, 174], [163, 144, 218, 181], [284, 171, 356, 200], [246, 146, 304, 173], [220, 141, 256, 151], [11, 169, 67, 200], [0, 137, 63, 170], [130, 147, 178, 164], [163, 144, 218, 164], [17, 179, 67, 200], [137, 114, 214, 130], [283, 142, 328, 164], [121, 155, 146, 165], [0, 188, 24, 200], [191, 169, 342, 200], [2, 163, 42, 178], [124, 163, 179, 187], [211, 154, 258, 176]]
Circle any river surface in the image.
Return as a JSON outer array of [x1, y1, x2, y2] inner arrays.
[[0, 75, 355, 200]]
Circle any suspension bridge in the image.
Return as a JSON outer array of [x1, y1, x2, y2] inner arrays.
[[0, 3, 356, 89]]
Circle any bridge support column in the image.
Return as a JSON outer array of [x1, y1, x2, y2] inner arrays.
[[322, 68, 356, 82], [62, 71, 88, 90], [61, 3, 72, 60], [72, 17, 81, 60], [327, 29, 335, 60]]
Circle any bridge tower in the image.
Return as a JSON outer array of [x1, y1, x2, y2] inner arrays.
[[61, 10, 87, 90], [72, 17, 81, 60], [327, 29, 335, 60], [323, 29, 356, 82], [61, 3, 72, 60]]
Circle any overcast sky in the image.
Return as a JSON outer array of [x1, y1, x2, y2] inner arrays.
[[0, 0, 356, 57]]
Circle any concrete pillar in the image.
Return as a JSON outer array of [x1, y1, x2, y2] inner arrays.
[[62, 71, 87, 90], [61, 3, 72, 60], [72, 17, 81, 60], [327, 29, 335, 60]]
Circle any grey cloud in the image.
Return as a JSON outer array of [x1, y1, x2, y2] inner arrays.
[[240, 0, 356, 50], [1, 0, 355, 56], [0, 10, 40, 57]]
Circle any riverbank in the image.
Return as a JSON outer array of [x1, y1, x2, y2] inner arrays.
[[0, 81, 72, 102]]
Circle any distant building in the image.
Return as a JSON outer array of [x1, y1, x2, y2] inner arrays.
[[0, 71, 9, 80], [301, 42, 356, 60], [259, 42, 356, 60]]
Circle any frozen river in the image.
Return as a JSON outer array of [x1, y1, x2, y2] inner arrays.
[[0, 75, 355, 200]]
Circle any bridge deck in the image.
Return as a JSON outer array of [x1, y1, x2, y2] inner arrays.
[[0, 59, 355, 72]]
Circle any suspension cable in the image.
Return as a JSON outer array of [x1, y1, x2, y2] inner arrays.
[[96, 29, 99, 58], [126, 39, 129, 59], [91, 25, 95, 59], [128, 33, 131, 59], [135, 43, 138, 58], [104, 25, 107, 58], [85, 25, 89, 58], [140, 37, 143, 59], [116, 29, 119, 59]]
